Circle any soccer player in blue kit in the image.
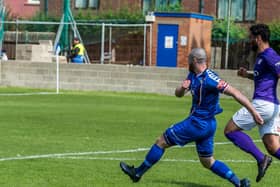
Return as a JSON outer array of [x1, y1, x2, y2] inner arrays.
[[224, 24, 280, 183], [120, 48, 264, 187]]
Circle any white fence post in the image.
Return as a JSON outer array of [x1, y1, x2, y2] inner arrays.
[[100, 23, 105, 64]]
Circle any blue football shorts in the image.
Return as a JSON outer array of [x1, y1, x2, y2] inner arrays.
[[164, 116, 217, 157]]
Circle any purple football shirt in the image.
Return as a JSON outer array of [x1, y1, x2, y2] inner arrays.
[[253, 48, 280, 104]]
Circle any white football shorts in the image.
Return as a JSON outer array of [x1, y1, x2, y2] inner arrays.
[[232, 99, 280, 138]]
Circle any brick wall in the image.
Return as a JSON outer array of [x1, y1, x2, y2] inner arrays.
[[181, 0, 217, 16], [99, 0, 141, 12], [257, 0, 280, 23], [182, 0, 199, 12], [181, 0, 280, 24], [4, 0, 40, 18], [41, 0, 280, 24], [203, 0, 217, 17], [40, 0, 63, 17]]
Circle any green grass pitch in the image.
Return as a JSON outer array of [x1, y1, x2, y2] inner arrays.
[[0, 87, 278, 187]]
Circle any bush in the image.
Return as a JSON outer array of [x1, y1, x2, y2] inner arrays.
[[268, 21, 280, 53], [212, 18, 247, 43]]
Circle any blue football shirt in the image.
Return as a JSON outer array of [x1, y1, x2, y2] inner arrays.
[[187, 69, 228, 119]]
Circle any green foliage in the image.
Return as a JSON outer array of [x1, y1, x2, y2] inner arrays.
[[28, 13, 60, 32], [5, 5, 144, 33], [74, 6, 144, 23], [212, 18, 247, 43], [156, 2, 183, 12], [268, 21, 280, 40], [268, 21, 280, 53], [5, 12, 60, 32], [74, 7, 145, 44]]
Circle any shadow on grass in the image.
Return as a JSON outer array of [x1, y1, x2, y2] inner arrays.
[[152, 179, 214, 187]]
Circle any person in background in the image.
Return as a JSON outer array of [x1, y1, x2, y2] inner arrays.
[[69, 37, 85, 63], [1, 49, 8, 61]]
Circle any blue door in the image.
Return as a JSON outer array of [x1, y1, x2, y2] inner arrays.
[[157, 24, 178, 67]]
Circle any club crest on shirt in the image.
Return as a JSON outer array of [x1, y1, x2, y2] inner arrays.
[[275, 61, 280, 67], [254, 70, 259, 76]]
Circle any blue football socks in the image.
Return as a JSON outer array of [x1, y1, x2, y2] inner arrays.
[[226, 131, 264, 163], [135, 144, 164, 177], [210, 160, 240, 186]]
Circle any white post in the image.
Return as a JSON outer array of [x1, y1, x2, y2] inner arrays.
[[16, 18, 18, 56], [56, 54, 59, 94], [100, 23, 105, 64], [109, 25, 112, 63], [149, 24, 152, 66], [225, 0, 231, 69], [143, 24, 146, 66], [55, 44, 61, 94]]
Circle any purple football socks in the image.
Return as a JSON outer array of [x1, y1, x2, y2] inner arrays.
[[226, 131, 264, 163]]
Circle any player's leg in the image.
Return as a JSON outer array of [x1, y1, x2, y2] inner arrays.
[[261, 107, 280, 159], [135, 135, 169, 177], [199, 156, 249, 187], [119, 117, 185, 182], [120, 134, 168, 182], [263, 134, 280, 158], [224, 119, 272, 183], [225, 119, 265, 163], [225, 100, 277, 182], [120, 117, 197, 182], [197, 122, 249, 187]]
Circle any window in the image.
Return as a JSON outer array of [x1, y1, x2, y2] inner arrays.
[[75, 0, 87, 8], [169, 0, 180, 5], [75, 0, 99, 8], [143, 0, 152, 14], [245, 0, 256, 21], [155, 0, 168, 10], [218, 0, 256, 21], [27, 0, 40, 4], [142, 0, 181, 14], [89, 0, 98, 8]]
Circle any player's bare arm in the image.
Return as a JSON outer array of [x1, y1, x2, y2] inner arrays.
[[223, 85, 264, 125], [175, 80, 190, 97], [237, 67, 254, 80]]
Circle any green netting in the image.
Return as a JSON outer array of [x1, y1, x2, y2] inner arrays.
[[0, 3, 5, 51], [60, 0, 71, 52]]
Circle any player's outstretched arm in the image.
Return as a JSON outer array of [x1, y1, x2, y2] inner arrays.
[[223, 85, 264, 125], [175, 80, 190, 97]]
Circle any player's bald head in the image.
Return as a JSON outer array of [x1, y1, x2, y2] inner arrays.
[[188, 48, 207, 64]]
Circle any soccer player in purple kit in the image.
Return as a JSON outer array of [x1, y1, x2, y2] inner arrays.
[[224, 23, 280, 183], [120, 48, 264, 187]]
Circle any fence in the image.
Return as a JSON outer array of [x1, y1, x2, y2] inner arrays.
[[1, 20, 152, 66], [211, 40, 254, 70], [3, 20, 280, 70], [211, 37, 280, 70]]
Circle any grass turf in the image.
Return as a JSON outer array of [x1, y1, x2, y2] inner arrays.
[[0, 88, 278, 187]]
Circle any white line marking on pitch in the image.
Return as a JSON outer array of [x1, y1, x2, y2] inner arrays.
[[0, 140, 265, 162], [0, 92, 60, 96], [48, 156, 280, 164]]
